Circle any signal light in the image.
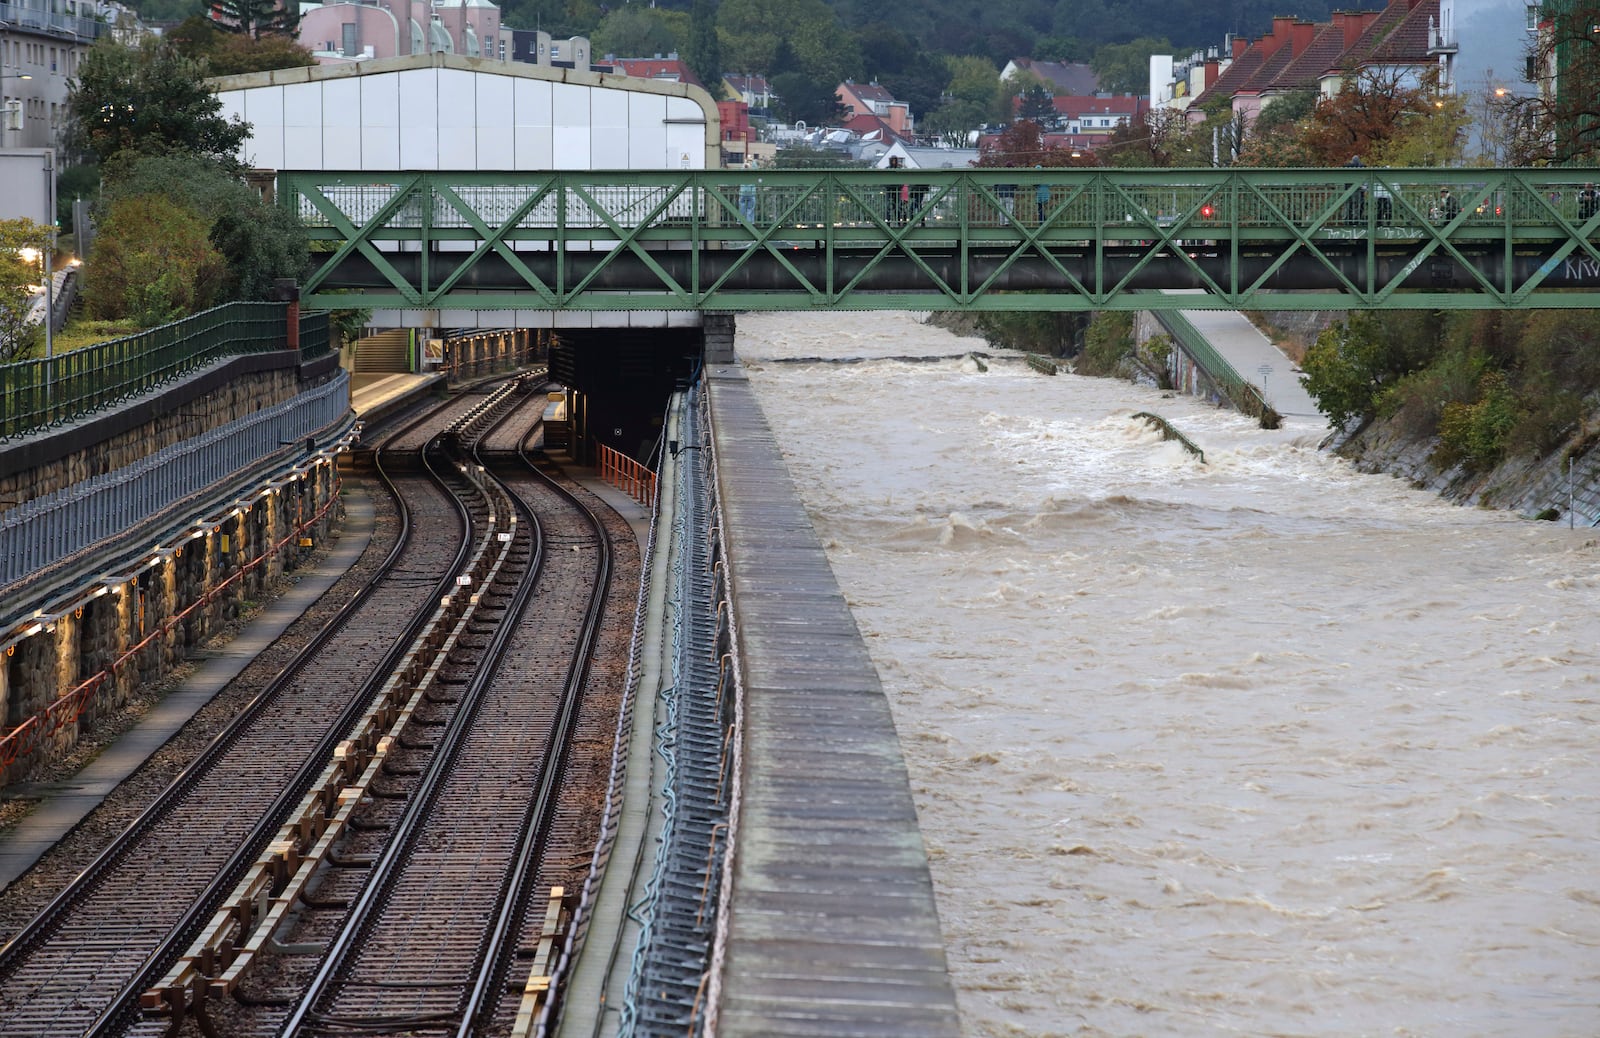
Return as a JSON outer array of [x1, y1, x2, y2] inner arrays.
[[1200, 203, 1215, 219]]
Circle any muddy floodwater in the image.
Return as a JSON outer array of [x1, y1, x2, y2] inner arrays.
[[736, 311, 1600, 1038]]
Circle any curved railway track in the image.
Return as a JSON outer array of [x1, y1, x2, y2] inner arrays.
[[266, 398, 614, 1038], [0, 370, 643, 1038], [0, 392, 502, 1036]]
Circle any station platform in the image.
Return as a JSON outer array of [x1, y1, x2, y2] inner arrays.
[[350, 371, 446, 423], [703, 365, 962, 1036]]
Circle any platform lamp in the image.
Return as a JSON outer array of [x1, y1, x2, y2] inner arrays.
[[0, 67, 31, 148]]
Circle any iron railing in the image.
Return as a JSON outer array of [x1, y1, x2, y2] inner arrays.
[[279, 167, 1600, 312], [1, 302, 331, 441], [0, 372, 351, 592]]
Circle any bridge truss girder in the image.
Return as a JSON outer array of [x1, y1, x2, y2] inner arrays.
[[279, 167, 1600, 312]]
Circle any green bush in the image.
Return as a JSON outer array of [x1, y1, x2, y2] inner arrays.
[[1077, 311, 1132, 376], [1436, 371, 1518, 468]]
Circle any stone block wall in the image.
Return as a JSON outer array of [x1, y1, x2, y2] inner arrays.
[[0, 365, 314, 517], [0, 457, 340, 784], [0, 361, 344, 788]]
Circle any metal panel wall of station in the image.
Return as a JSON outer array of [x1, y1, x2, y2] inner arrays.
[[212, 53, 721, 328]]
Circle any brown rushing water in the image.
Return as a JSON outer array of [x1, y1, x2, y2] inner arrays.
[[739, 311, 1600, 1038]]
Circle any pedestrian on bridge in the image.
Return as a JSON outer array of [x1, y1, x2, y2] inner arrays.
[[1579, 183, 1598, 221], [1433, 187, 1458, 223]]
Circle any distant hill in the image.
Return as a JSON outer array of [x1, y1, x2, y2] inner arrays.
[[824, 0, 1392, 61]]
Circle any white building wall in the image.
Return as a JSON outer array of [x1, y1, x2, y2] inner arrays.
[[212, 53, 719, 173], [211, 53, 722, 328]]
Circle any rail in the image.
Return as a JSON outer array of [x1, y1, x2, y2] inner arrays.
[[0, 302, 330, 441], [1131, 412, 1206, 463], [597, 443, 657, 506]]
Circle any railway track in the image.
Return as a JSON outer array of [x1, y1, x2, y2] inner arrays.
[[0, 370, 643, 1038]]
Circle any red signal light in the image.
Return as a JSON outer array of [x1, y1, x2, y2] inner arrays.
[[1200, 203, 1215, 219]]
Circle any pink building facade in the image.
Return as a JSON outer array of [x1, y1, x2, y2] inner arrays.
[[299, 0, 502, 64]]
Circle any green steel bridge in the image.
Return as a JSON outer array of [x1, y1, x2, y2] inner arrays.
[[281, 167, 1600, 313]]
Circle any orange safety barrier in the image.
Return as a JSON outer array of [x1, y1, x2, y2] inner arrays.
[[597, 444, 657, 507], [0, 481, 342, 772]]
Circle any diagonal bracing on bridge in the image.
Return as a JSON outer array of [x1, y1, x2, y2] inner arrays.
[[280, 167, 1600, 312]]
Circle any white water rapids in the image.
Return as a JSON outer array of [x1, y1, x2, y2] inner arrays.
[[734, 311, 1600, 1038]]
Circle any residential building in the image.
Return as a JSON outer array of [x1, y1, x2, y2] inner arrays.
[[722, 72, 773, 115], [298, 0, 501, 64], [842, 110, 913, 147], [1179, 0, 1456, 131], [615, 55, 702, 90], [1, 0, 114, 152], [836, 80, 912, 136], [1526, 0, 1600, 160], [872, 141, 978, 169], [716, 98, 775, 166], [1046, 94, 1148, 135], [999, 57, 1098, 95], [501, 31, 597, 69]]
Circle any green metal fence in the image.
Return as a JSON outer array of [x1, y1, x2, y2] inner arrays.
[[1, 302, 329, 441], [1154, 308, 1279, 427]]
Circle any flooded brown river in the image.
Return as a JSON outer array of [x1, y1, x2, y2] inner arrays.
[[736, 311, 1600, 1037]]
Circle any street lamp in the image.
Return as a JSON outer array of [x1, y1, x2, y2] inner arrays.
[[0, 67, 32, 148]]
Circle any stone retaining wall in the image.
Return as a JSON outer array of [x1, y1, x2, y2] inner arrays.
[[0, 459, 340, 785], [0, 354, 337, 517], [0, 350, 348, 787]]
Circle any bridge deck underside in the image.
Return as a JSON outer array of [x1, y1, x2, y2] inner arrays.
[[281, 168, 1600, 311]]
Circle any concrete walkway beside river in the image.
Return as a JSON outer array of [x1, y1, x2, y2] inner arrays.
[[1160, 292, 1327, 426]]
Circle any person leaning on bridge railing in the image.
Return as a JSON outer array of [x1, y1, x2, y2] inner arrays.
[[1431, 186, 1459, 224], [1344, 156, 1367, 225], [1579, 183, 1598, 222]]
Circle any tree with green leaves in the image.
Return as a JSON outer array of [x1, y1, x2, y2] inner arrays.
[[169, 15, 316, 76], [0, 219, 51, 361], [65, 37, 251, 169], [102, 154, 308, 304], [594, 5, 679, 59], [718, 0, 858, 90], [84, 193, 228, 326], [771, 72, 845, 126], [686, 0, 721, 88], [208, 0, 298, 40], [1300, 310, 1441, 429], [1018, 83, 1055, 123], [1090, 37, 1170, 95]]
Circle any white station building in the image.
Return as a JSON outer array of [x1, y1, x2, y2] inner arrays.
[[211, 53, 722, 330]]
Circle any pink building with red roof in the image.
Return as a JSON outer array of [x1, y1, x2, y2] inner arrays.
[[836, 80, 913, 136], [1184, 0, 1456, 130]]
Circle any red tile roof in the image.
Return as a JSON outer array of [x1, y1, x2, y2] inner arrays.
[[617, 58, 704, 89], [1192, 0, 1441, 107], [840, 80, 898, 105], [1364, 0, 1439, 64], [1051, 95, 1147, 118], [844, 112, 913, 144]]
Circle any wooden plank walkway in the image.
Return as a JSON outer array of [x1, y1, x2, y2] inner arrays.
[[705, 365, 961, 1037]]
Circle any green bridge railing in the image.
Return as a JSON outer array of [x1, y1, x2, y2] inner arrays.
[[280, 166, 1600, 312], [1, 303, 330, 442]]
